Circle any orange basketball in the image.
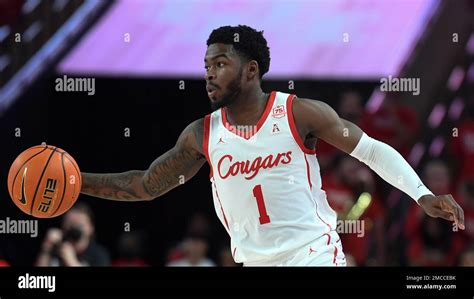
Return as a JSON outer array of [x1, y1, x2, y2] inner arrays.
[[7, 144, 82, 218]]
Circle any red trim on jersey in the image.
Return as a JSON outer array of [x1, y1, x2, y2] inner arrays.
[[304, 154, 312, 190], [203, 115, 213, 178], [307, 154, 332, 232], [213, 180, 230, 231], [286, 94, 317, 154], [220, 91, 276, 140], [316, 206, 333, 231], [323, 233, 331, 245], [315, 197, 333, 231], [333, 245, 338, 264]]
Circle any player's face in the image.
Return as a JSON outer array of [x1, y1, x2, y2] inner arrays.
[[204, 44, 244, 111]]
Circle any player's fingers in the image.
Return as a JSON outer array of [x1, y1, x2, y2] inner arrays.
[[448, 195, 465, 230], [446, 199, 458, 227], [457, 205, 465, 229], [443, 195, 461, 227], [432, 209, 453, 221]]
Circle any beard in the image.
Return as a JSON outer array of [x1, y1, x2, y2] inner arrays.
[[209, 68, 243, 111]]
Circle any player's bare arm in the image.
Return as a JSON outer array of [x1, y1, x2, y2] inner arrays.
[[292, 97, 465, 230], [80, 118, 206, 201]]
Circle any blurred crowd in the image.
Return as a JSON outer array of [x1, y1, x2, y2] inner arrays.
[[0, 203, 238, 267]]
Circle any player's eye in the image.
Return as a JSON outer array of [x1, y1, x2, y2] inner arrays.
[[217, 62, 225, 68]]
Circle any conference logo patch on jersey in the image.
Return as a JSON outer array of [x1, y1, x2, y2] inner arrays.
[[217, 151, 293, 180], [272, 105, 286, 119], [271, 123, 281, 134]]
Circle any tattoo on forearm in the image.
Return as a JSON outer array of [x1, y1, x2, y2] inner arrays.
[[142, 147, 204, 198], [81, 148, 204, 201], [81, 171, 146, 201]]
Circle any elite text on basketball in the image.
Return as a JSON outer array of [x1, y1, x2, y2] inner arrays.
[[37, 178, 58, 213]]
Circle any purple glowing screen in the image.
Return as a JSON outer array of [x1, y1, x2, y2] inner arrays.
[[58, 0, 439, 79]]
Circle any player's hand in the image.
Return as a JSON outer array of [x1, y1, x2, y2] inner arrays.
[[418, 194, 465, 230]]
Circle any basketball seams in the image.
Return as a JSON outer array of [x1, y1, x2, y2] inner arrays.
[[51, 152, 68, 217], [29, 148, 58, 215], [63, 153, 82, 187], [10, 147, 48, 198], [62, 153, 81, 209]]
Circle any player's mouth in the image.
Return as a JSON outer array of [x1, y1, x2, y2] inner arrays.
[[206, 84, 218, 99]]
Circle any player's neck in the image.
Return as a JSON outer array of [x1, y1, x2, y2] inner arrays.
[[224, 88, 269, 127]]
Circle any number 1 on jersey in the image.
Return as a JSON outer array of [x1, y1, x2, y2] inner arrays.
[[252, 184, 271, 224]]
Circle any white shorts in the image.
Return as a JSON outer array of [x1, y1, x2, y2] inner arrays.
[[245, 231, 346, 267]]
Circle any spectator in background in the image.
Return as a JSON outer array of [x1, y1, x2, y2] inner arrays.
[[186, 212, 212, 236], [457, 179, 474, 243], [166, 232, 215, 267], [360, 93, 419, 157], [35, 203, 110, 266], [449, 102, 474, 182], [112, 231, 149, 267], [405, 161, 465, 266], [338, 89, 365, 125], [407, 216, 465, 266], [166, 212, 216, 266], [322, 156, 385, 266], [166, 212, 213, 263], [457, 243, 474, 266]]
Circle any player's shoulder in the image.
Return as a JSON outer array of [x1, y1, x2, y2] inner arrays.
[[293, 96, 331, 112], [292, 96, 334, 124], [187, 117, 205, 134], [177, 118, 205, 155]]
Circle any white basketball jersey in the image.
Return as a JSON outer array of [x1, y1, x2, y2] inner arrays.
[[203, 91, 338, 265]]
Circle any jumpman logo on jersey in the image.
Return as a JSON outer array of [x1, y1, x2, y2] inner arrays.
[[217, 137, 225, 145], [309, 246, 317, 255]]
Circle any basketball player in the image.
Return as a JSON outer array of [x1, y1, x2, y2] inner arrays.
[[80, 25, 465, 266]]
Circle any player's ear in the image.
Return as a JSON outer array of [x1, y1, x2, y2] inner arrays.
[[246, 60, 259, 81]]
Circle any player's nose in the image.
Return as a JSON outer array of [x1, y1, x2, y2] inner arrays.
[[204, 67, 216, 81], [204, 73, 215, 81]]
